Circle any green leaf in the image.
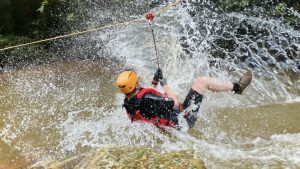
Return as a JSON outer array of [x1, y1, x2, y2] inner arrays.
[[66, 13, 75, 21], [285, 16, 298, 26], [275, 3, 285, 16], [37, 0, 49, 13]]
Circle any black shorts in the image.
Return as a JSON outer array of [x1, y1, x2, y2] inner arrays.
[[182, 88, 203, 128]]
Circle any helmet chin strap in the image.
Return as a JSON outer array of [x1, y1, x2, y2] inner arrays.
[[136, 80, 141, 88]]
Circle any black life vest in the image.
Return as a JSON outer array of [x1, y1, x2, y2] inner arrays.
[[123, 88, 177, 127]]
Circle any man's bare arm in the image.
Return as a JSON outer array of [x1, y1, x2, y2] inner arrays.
[[160, 79, 180, 108]]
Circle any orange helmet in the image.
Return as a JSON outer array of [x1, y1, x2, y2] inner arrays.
[[116, 70, 138, 94]]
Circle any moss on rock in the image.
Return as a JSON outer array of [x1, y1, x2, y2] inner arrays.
[[28, 146, 206, 169], [217, 0, 300, 29]]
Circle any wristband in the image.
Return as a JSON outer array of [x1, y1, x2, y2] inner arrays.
[[152, 80, 158, 85]]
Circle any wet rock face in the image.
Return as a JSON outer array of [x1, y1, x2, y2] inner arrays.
[[214, 36, 237, 52], [182, 1, 300, 76], [28, 146, 206, 169]]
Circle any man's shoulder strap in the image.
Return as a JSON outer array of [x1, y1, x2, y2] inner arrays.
[[136, 88, 162, 99]]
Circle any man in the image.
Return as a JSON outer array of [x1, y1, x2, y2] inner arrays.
[[116, 68, 252, 129]]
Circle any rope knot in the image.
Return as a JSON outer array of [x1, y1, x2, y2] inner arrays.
[[145, 13, 155, 22]]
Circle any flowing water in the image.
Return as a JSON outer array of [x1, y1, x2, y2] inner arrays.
[[0, 0, 300, 168]]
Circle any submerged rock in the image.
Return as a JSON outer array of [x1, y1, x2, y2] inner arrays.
[[28, 146, 206, 169]]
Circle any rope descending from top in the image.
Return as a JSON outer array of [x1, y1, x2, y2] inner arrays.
[[0, 0, 183, 52], [151, 29, 160, 68], [146, 12, 160, 68]]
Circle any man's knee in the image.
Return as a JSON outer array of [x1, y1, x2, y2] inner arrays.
[[191, 76, 209, 94], [192, 76, 209, 87]]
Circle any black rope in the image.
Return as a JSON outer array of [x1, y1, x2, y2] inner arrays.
[[151, 29, 160, 68]]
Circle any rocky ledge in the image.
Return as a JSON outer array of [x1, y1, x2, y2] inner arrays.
[[28, 146, 206, 169]]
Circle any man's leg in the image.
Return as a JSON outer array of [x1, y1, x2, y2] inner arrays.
[[191, 70, 253, 95], [191, 76, 233, 95], [183, 76, 232, 128], [183, 70, 253, 128]]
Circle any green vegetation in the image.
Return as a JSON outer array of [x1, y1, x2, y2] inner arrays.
[[219, 0, 300, 12], [219, 0, 249, 12], [1, 0, 299, 47], [273, 2, 299, 28], [275, 3, 285, 16], [286, 15, 299, 26], [0, 0, 46, 36], [219, 0, 300, 29], [0, 34, 30, 48], [0, 0, 144, 46], [37, 0, 49, 14], [0, 0, 299, 55], [0, 0, 81, 46], [0, 0, 50, 48]]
